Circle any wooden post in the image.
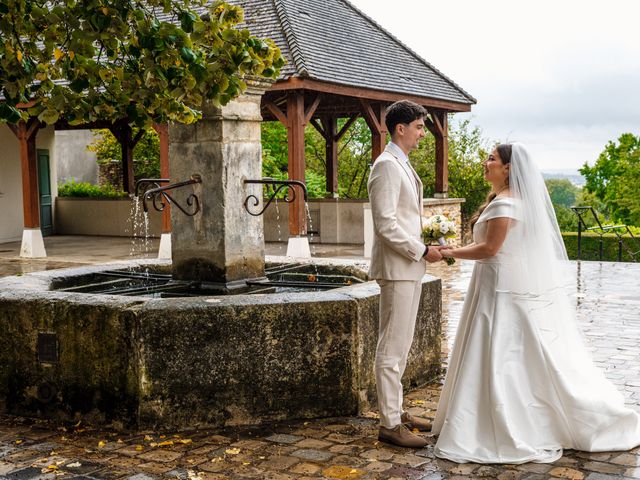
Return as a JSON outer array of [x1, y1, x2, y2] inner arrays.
[[8, 120, 41, 228], [110, 123, 145, 194], [360, 100, 387, 162], [120, 125, 135, 194], [428, 109, 449, 197], [321, 116, 338, 196], [153, 123, 171, 234], [287, 91, 307, 236]]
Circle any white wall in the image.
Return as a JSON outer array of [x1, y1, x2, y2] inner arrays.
[[0, 125, 23, 243], [55, 130, 98, 184], [0, 124, 56, 244]]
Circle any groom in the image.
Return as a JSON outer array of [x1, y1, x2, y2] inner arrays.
[[367, 100, 442, 448]]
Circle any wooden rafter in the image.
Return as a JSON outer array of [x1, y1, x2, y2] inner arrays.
[[359, 99, 382, 134], [336, 114, 359, 141], [264, 99, 288, 126], [304, 94, 321, 125], [310, 118, 326, 139]]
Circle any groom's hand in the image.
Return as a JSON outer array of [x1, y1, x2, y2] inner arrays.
[[423, 245, 443, 263]]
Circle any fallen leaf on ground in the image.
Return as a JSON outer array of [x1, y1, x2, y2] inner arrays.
[[225, 448, 241, 455], [158, 440, 174, 447], [15, 440, 23, 445], [97, 440, 106, 448], [187, 470, 202, 480], [67, 462, 81, 468], [322, 465, 365, 479], [135, 445, 144, 451], [144, 435, 153, 441], [178, 439, 193, 444]]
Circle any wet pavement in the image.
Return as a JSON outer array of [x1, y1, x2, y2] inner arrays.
[[1, 236, 640, 479]]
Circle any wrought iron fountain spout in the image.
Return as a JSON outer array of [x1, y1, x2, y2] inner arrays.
[[243, 178, 308, 216], [142, 174, 202, 216], [135, 178, 170, 198]]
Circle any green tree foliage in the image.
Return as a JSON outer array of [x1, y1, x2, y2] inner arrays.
[[261, 118, 372, 199], [0, 0, 283, 126], [88, 128, 161, 179], [546, 178, 579, 231], [581, 133, 640, 226], [412, 119, 491, 234], [544, 178, 613, 232], [546, 178, 578, 208]]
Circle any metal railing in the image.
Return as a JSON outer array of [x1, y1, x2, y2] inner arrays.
[[571, 206, 639, 262]]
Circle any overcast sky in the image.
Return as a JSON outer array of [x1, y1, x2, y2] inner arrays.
[[348, 0, 640, 171]]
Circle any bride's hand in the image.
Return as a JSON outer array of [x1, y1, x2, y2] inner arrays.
[[440, 248, 455, 258]]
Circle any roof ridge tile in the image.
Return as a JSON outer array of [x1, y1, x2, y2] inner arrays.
[[272, 0, 309, 77]]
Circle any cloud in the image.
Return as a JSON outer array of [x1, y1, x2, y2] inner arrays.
[[349, 0, 640, 169]]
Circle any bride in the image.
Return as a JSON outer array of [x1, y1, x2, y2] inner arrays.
[[434, 143, 640, 464]]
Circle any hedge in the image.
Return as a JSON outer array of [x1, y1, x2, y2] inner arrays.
[[58, 179, 127, 199], [562, 232, 639, 262]]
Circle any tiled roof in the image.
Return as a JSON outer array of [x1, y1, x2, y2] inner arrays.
[[231, 0, 476, 105]]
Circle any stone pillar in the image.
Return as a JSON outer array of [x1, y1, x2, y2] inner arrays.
[[169, 78, 273, 290]]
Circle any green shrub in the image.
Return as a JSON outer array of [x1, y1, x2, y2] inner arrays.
[[562, 232, 639, 262], [88, 129, 161, 181], [58, 179, 127, 199]]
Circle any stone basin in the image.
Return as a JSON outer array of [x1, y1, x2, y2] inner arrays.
[[0, 257, 441, 429]]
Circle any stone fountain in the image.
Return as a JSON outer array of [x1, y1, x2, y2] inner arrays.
[[0, 80, 442, 429]]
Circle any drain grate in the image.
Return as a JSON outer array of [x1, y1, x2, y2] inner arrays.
[[37, 333, 59, 363]]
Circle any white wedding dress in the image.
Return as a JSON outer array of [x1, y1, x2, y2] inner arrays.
[[433, 196, 640, 464]]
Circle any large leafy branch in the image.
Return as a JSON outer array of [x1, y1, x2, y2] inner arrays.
[[0, 0, 284, 126]]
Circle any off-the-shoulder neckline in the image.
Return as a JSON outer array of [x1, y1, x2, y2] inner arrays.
[[491, 196, 514, 202]]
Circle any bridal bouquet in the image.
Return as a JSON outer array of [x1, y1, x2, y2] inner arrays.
[[422, 214, 457, 265]]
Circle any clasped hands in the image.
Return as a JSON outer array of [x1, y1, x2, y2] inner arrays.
[[424, 245, 455, 263]]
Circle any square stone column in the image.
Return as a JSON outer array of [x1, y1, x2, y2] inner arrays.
[[169, 79, 273, 290]]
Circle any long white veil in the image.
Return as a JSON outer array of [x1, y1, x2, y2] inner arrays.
[[498, 143, 574, 296]]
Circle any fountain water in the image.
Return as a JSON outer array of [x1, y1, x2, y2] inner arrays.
[[0, 80, 442, 429]]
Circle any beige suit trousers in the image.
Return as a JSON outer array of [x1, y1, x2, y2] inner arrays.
[[375, 278, 423, 428]]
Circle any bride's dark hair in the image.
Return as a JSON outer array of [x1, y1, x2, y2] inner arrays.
[[469, 143, 513, 232]]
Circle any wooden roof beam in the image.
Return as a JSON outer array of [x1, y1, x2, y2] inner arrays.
[[269, 77, 472, 112]]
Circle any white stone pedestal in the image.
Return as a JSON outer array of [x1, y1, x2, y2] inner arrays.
[[286, 236, 311, 258], [158, 233, 172, 260], [20, 228, 47, 258]]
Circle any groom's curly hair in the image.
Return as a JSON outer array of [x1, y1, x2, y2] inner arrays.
[[385, 100, 427, 135]]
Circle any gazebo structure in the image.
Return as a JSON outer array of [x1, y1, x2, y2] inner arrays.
[[2, 0, 474, 258], [235, 0, 475, 255]]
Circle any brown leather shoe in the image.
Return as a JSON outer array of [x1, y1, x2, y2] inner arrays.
[[378, 424, 428, 448], [401, 411, 432, 432]]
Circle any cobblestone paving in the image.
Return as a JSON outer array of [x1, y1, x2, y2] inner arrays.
[[1, 260, 640, 479]]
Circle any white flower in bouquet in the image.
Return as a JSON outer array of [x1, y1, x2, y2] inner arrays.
[[422, 214, 457, 265]]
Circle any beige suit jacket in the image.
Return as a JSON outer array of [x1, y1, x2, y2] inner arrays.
[[367, 144, 426, 281]]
